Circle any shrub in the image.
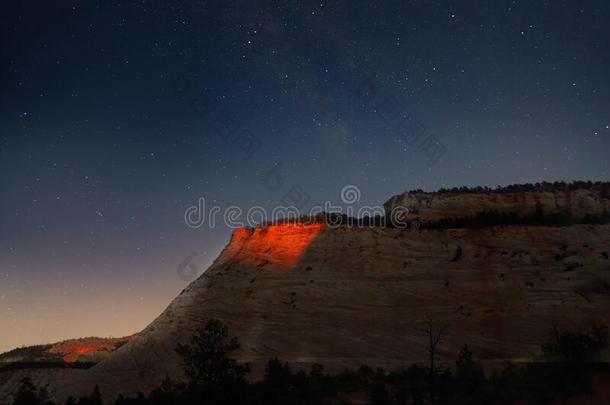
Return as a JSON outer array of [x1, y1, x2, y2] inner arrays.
[[541, 322, 608, 362], [174, 319, 250, 403]]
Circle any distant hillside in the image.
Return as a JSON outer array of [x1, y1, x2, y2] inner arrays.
[[0, 345, 57, 364], [0, 335, 135, 367]]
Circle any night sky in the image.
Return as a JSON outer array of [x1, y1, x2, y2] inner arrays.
[[1, 1, 609, 352]]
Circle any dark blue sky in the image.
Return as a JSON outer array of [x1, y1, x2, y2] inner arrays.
[[1, 0, 609, 351]]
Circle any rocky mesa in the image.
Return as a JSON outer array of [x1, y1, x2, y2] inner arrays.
[[384, 182, 610, 224], [1, 182, 609, 403]]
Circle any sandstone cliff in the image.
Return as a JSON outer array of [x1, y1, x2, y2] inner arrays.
[[2, 184, 610, 404], [384, 184, 610, 224], [8, 222, 605, 403]]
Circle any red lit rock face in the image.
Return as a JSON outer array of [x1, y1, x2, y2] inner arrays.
[[47, 336, 135, 363], [225, 223, 325, 270]]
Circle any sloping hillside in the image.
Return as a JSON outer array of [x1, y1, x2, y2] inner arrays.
[[2, 184, 609, 403], [31, 222, 609, 402], [0, 336, 135, 366]]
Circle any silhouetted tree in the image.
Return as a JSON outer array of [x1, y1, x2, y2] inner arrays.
[[175, 319, 250, 402], [368, 381, 390, 405], [12, 377, 54, 405], [416, 319, 449, 401], [75, 385, 101, 405], [453, 345, 485, 399], [13, 378, 40, 405], [147, 376, 180, 404], [261, 358, 293, 404], [541, 322, 608, 362]]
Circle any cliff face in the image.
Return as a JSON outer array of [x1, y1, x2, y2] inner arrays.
[[22, 221, 609, 402], [2, 186, 610, 404], [384, 188, 610, 223]]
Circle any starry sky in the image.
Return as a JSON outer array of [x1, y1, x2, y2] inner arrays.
[[1, 0, 609, 353]]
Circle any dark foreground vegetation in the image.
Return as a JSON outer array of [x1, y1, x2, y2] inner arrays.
[[12, 320, 609, 405]]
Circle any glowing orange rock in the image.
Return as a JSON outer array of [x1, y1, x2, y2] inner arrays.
[[226, 223, 325, 270], [47, 335, 135, 362]]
